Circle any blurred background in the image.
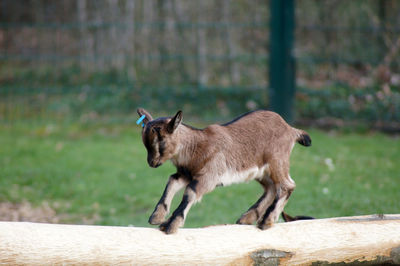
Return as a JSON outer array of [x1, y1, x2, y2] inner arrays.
[[0, 1, 399, 226], [1, 0, 400, 128]]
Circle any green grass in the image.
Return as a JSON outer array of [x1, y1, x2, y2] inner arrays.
[[0, 122, 399, 228]]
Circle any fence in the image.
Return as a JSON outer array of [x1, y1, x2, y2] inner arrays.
[[1, 0, 400, 128]]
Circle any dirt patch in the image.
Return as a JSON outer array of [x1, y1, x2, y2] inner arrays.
[[0, 201, 60, 223]]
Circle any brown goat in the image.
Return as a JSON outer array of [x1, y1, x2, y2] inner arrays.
[[137, 108, 311, 234]]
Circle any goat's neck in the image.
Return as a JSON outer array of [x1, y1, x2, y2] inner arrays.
[[172, 125, 205, 167]]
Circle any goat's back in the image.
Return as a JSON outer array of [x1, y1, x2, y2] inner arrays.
[[223, 110, 296, 143], [203, 110, 299, 170]]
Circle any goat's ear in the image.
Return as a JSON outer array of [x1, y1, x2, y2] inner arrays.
[[167, 110, 182, 133], [137, 108, 153, 124]]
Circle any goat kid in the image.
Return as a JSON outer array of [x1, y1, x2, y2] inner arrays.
[[137, 108, 311, 234]]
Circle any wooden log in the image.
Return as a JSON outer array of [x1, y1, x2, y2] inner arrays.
[[0, 214, 400, 265]]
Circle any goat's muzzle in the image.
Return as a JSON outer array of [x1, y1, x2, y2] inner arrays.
[[148, 157, 162, 168]]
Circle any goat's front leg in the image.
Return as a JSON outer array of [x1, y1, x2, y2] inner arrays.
[[149, 173, 188, 225], [160, 179, 203, 234]]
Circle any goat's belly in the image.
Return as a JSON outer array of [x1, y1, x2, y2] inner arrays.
[[219, 165, 270, 186]]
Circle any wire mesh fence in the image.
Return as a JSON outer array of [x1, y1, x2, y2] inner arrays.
[[1, 0, 400, 129]]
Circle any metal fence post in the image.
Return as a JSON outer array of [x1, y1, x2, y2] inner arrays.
[[269, 0, 295, 123]]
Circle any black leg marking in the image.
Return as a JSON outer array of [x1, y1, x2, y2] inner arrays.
[[264, 196, 278, 218], [149, 173, 184, 225], [188, 180, 198, 193], [250, 193, 266, 211], [237, 193, 268, 225], [177, 166, 193, 181], [155, 173, 182, 207], [247, 193, 267, 220], [156, 181, 171, 208], [260, 195, 279, 225], [160, 194, 190, 233], [171, 173, 180, 180], [171, 194, 189, 219]]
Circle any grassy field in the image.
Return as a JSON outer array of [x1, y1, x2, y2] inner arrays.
[[0, 121, 399, 228]]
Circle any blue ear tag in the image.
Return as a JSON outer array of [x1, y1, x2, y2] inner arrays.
[[136, 115, 146, 128]]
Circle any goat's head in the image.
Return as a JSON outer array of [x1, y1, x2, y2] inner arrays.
[[137, 108, 182, 168]]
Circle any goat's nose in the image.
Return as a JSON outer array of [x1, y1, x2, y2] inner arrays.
[[148, 160, 161, 168], [147, 156, 159, 168]]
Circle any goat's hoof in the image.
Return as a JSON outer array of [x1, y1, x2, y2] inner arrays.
[[148, 214, 165, 225], [236, 212, 257, 225], [148, 205, 167, 225], [159, 222, 177, 234], [159, 218, 181, 234], [236, 218, 253, 225], [257, 222, 273, 230]]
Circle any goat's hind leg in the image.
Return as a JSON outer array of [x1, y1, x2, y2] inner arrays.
[[149, 173, 188, 225], [236, 177, 275, 225], [257, 175, 295, 230]]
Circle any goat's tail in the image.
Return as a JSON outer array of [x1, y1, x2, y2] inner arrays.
[[295, 129, 312, 147], [282, 212, 315, 222]]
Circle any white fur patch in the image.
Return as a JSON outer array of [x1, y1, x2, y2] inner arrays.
[[219, 164, 270, 187]]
